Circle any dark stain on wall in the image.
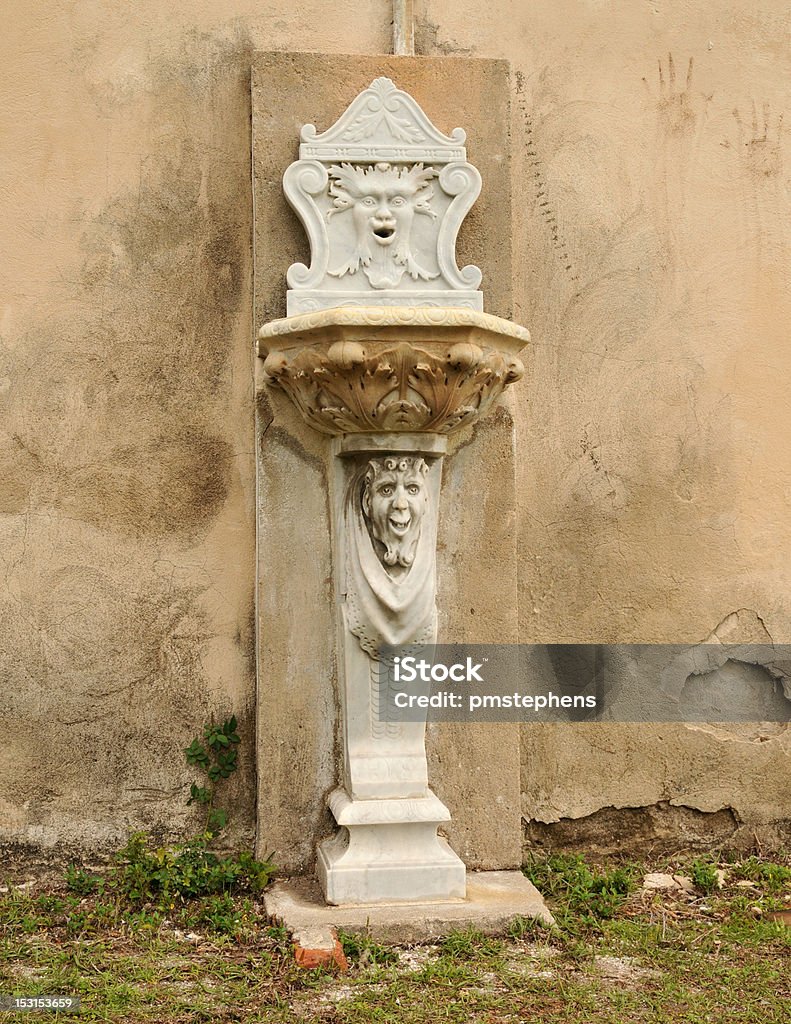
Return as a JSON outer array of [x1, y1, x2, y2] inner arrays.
[[1, 49, 252, 542], [0, 32, 257, 852], [53, 432, 234, 539]]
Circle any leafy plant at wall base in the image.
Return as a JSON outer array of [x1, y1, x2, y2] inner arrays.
[[733, 856, 791, 893], [523, 854, 637, 925], [64, 865, 104, 897], [185, 715, 240, 836], [111, 832, 276, 906], [59, 712, 276, 925]]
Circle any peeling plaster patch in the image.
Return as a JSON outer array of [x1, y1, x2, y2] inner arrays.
[[679, 661, 791, 724], [708, 608, 774, 644], [681, 609, 791, 701], [640, 609, 791, 728], [524, 802, 742, 856], [682, 721, 788, 743]]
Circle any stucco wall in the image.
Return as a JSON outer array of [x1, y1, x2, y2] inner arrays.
[[467, 0, 791, 848], [1, 2, 789, 862]]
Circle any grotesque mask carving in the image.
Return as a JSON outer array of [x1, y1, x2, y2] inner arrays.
[[361, 456, 430, 569], [327, 162, 438, 289]]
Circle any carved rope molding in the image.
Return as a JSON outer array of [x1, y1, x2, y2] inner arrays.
[[258, 307, 529, 436]]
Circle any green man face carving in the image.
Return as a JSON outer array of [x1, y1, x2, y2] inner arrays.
[[327, 162, 439, 288]]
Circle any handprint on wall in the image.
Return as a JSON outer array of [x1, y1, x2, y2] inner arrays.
[[656, 53, 697, 136], [733, 102, 784, 181], [642, 53, 711, 288], [730, 101, 787, 263]]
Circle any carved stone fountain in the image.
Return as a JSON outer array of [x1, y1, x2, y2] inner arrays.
[[258, 77, 529, 906]]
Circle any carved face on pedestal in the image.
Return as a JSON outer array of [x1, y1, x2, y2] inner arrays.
[[327, 162, 438, 289], [362, 456, 429, 569]]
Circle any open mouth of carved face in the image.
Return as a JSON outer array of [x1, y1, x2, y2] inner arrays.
[[372, 224, 396, 244], [388, 515, 411, 535]]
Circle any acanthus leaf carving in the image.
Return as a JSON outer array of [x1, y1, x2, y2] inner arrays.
[[342, 102, 425, 145], [299, 78, 464, 157], [260, 308, 527, 436]]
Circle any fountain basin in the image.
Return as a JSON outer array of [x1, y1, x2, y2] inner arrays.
[[258, 306, 529, 435]]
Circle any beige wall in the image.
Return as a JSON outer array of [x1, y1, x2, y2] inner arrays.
[[1, 2, 789, 861], [443, 0, 791, 847]]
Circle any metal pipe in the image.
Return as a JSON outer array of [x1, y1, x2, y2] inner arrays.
[[393, 0, 415, 56]]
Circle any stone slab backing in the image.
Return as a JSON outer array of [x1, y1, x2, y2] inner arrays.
[[253, 52, 521, 872], [265, 871, 554, 944]]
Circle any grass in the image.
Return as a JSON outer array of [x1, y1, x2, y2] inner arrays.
[[0, 852, 789, 1022]]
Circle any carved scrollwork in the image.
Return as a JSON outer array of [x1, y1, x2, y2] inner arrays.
[[283, 161, 329, 289], [437, 163, 483, 291], [281, 78, 485, 315]]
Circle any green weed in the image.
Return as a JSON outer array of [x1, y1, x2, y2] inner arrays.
[[524, 853, 636, 925], [732, 855, 791, 893], [338, 930, 399, 966], [689, 856, 720, 893]]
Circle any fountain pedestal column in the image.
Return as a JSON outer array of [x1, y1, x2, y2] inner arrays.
[[259, 308, 529, 904], [318, 431, 464, 905]]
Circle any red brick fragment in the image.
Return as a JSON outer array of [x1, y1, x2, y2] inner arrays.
[[293, 930, 349, 971]]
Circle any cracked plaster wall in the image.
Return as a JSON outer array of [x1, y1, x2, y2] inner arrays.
[[2, 1, 790, 860]]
